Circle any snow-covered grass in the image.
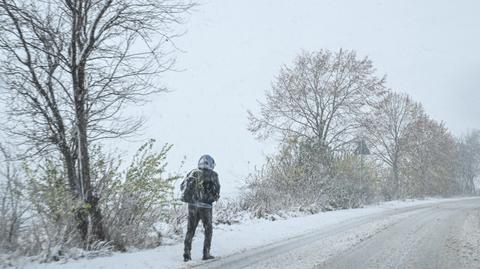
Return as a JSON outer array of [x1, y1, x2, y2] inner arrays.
[[11, 196, 476, 269]]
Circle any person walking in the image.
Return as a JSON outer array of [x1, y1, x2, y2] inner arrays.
[[181, 154, 220, 262]]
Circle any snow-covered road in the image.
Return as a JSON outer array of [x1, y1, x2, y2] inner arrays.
[[320, 198, 480, 269], [21, 197, 480, 269], [194, 198, 480, 269]]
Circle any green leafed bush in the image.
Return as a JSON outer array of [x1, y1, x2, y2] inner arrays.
[[98, 139, 179, 250]]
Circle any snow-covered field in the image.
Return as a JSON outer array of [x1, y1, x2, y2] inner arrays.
[[12, 197, 478, 269]]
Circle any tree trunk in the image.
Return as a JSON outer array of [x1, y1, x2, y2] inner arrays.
[[72, 59, 105, 243], [59, 144, 78, 195], [68, 0, 105, 244], [392, 162, 400, 199]]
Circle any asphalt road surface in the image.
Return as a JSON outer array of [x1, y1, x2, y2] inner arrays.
[[192, 197, 480, 269]]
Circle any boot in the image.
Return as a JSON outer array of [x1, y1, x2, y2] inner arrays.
[[183, 252, 191, 262], [202, 250, 215, 260]]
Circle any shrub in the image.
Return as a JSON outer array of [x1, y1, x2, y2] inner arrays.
[[98, 140, 178, 250]]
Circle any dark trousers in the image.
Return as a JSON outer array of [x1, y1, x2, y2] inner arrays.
[[184, 204, 213, 256]]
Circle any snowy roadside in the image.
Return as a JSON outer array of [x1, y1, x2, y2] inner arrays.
[[15, 197, 477, 269], [444, 205, 480, 268]]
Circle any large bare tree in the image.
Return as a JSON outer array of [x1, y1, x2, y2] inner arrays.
[[248, 49, 386, 152], [0, 0, 193, 243], [363, 92, 423, 198]]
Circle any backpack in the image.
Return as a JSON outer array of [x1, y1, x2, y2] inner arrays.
[[180, 171, 198, 203], [180, 169, 220, 204]]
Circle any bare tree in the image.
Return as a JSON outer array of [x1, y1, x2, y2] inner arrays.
[[0, 0, 193, 244], [363, 92, 423, 198], [248, 49, 386, 152], [455, 130, 480, 194]]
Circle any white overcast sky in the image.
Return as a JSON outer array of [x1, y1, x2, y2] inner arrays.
[[121, 0, 480, 196]]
